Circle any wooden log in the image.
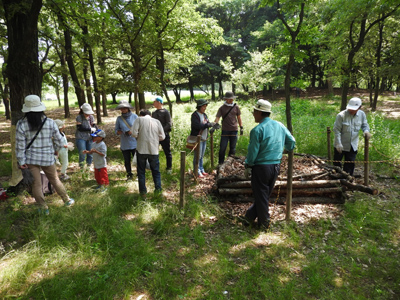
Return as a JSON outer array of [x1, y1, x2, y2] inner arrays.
[[340, 179, 378, 195], [274, 196, 345, 205], [219, 179, 341, 189], [219, 187, 343, 197]]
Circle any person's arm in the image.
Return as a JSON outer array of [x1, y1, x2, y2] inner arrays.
[[214, 116, 221, 123], [131, 118, 139, 138], [15, 121, 27, 167], [158, 120, 166, 141], [333, 113, 343, 151], [245, 129, 260, 167]]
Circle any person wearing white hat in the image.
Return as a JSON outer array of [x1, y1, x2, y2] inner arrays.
[[152, 96, 173, 173], [75, 103, 97, 168], [333, 97, 371, 175], [54, 119, 71, 180], [239, 99, 295, 230], [115, 100, 138, 180], [16, 95, 75, 214]]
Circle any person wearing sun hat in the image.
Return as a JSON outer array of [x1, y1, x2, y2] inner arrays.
[[115, 100, 138, 180], [239, 99, 295, 230], [16, 95, 75, 214], [214, 91, 243, 164], [333, 97, 371, 175], [152, 96, 173, 173], [190, 99, 216, 178], [75, 103, 97, 168]]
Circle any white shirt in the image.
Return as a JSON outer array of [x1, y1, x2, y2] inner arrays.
[[131, 115, 165, 155]]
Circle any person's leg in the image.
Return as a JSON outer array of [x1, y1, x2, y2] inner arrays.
[[76, 139, 86, 168], [218, 132, 229, 164], [333, 147, 344, 169], [86, 139, 93, 166], [148, 155, 162, 192], [198, 141, 207, 174], [160, 134, 172, 170], [246, 164, 279, 227], [228, 131, 238, 156], [343, 147, 357, 175], [122, 149, 133, 177], [98, 168, 109, 186], [136, 152, 147, 195], [59, 149, 68, 175], [42, 164, 70, 203], [28, 164, 47, 208]]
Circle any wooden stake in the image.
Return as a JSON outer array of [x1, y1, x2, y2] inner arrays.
[[179, 151, 186, 208]]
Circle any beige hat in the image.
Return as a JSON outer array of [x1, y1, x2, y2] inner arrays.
[[54, 119, 65, 128], [22, 95, 46, 113], [116, 100, 132, 109], [80, 103, 94, 115], [253, 99, 272, 113]]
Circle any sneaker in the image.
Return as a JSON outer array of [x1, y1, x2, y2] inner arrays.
[[198, 173, 205, 178], [202, 172, 209, 176], [258, 220, 271, 231], [237, 215, 253, 227], [127, 174, 134, 180], [38, 208, 50, 215], [166, 169, 172, 174], [99, 186, 108, 193], [61, 174, 69, 180], [94, 185, 102, 190], [65, 198, 75, 207]]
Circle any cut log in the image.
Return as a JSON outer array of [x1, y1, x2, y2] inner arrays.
[[340, 179, 378, 195], [219, 187, 344, 197], [273, 196, 345, 204], [219, 179, 342, 189]]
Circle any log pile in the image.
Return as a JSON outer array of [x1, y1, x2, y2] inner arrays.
[[214, 154, 378, 204]]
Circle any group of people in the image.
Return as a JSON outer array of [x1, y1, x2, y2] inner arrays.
[[15, 93, 371, 229]]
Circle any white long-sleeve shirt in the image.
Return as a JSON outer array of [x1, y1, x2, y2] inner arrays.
[[131, 115, 165, 155], [333, 109, 370, 152]]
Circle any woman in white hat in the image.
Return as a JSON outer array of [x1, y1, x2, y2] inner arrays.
[[115, 100, 138, 180], [16, 95, 75, 214], [75, 103, 97, 168]]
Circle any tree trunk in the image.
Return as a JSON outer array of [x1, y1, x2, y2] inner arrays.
[[372, 20, 384, 112], [3, 0, 43, 186]]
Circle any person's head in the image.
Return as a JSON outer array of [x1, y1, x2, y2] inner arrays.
[[223, 91, 236, 104], [80, 103, 94, 117], [196, 99, 209, 113], [116, 100, 132, 114], [253, 99, 272, 123], [22, 95, 46, 130], [346, 97, 362, 115], [54, 119, 65, 132], [91, 129, 106, 142], [139, 109, 151, 116], [153, 96, 163, 109]]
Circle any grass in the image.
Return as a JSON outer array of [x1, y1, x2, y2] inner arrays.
[[0, 96, 400, 299]]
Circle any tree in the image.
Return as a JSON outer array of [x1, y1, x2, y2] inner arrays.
[[3, 0, 43, 186]]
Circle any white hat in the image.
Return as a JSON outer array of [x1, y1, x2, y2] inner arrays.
[[80, 103, 94, 115], [116, 100, 132, 109], [253, 99, 272, 113], [22, 95, 46, 113], [54, 119, 64, 128], [346, 97, 362, 110]]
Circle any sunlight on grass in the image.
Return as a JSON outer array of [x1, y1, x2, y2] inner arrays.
[[139, 203, 160, 224]]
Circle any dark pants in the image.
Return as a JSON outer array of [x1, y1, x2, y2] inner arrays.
[[245, 164, 280, 226], [333, 146, 357, 175], [136, 152, 161, 195], [122, 148, 136, 176], [160, 133, 172, 170], [219, 130, 238, 164]]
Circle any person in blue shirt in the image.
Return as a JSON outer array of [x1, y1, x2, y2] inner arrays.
[[333, 97, 371, 176], [115, 100, 138, 180], [241, 99, 295, 230]]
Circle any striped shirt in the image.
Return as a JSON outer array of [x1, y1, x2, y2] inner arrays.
[[16, 117, 63, 166]]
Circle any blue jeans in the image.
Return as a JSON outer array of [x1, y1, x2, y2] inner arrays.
[[193, 141, 206, 175], [137, 152, 161, 194], [219, 130, 238, 164], [76, 139, 93, 167]]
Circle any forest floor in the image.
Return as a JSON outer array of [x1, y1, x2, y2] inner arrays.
[[1, 89, 399, 225]]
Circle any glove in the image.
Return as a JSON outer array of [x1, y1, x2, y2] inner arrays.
[[364, 132, 372, 139], [209, 127, 215, 134], [213, 123, 221, 130], [336, 144, 343, 154], [240, 126, 243, 136], [244, 164, 252, 180], [67, 142, 74, 151], [91, 127, 97, 133]]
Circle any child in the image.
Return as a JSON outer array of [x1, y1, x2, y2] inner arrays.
[[83, 129, 109, 191], [54, 119, 71, 180]]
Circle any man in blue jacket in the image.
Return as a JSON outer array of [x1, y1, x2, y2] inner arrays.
[[241, 99, 296, 230]]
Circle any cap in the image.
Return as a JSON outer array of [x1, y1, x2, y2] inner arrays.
[[196, 99, 209, 108], [153, 96, 163, 104], [91, 129, 106, 138], [80, 103, 94, 115], [54, 119, 65, 129], [346, 97, 362, 110]]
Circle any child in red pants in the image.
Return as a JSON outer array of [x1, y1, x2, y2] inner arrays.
[[83, 129, 109, 191]]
